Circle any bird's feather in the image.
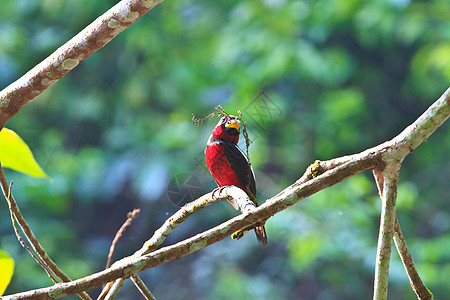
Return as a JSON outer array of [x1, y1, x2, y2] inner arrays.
[[222, 141, 256, 200]]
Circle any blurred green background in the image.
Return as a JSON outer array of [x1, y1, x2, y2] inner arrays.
[[1, 0, 449, 299]]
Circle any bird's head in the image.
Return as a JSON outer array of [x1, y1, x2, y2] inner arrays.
[[219, 115, 241, 135], [212, 115, 241, 142]]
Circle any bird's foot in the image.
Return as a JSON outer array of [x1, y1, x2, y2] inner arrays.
[[211, 186, 227, 199]]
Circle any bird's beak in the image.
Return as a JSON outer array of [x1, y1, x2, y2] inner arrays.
[[225, 120, 240, 130]]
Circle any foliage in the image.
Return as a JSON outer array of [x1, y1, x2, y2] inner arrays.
[[0, 128, 48, 178], [0, 250, 14, 295], [0, 0, 449, 299]]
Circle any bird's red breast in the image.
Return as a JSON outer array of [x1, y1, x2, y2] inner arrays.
[[205, 144, 243, 189]]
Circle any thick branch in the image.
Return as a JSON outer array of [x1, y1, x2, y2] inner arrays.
[[390, 87, 450, 157], [0, 0, 164, 129]]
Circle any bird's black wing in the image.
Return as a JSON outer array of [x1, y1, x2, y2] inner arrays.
[[222, 141, 256, 199]]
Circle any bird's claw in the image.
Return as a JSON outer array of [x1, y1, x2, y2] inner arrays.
[[211, 186, 227, 199]]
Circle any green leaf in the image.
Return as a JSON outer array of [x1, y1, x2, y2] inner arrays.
[[0, 128, 49, 179], [0, 250, 14, 296]]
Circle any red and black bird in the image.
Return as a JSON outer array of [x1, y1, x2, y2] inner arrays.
[[205, 115, 268, 246]]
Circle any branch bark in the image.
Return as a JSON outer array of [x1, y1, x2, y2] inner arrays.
[[0, 0, 164, 129]]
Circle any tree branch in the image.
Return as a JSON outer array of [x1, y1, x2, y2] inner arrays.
[[130, 274, 156, 300], [393, 220, 433, 300], [100, 186, 256, 296], [5, 182, 59, 284], [3, 87, 449, 300], [106, 209, 141, 269], [103, 278, 125, 300], [373, 165, 400, 300], [134, 186, 250, 257], [0, 0, 164, 129], [390, 87, 450, 155]]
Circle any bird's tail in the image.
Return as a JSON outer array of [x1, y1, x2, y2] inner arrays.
[[254, 225, 268, 246]]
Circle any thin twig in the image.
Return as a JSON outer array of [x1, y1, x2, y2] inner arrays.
[[6, 182, 58, 283], [131, 274, 156, 300], [393, 220, 433, 300], [106, 209, 141, 269], [191, 105, 229, 126], [0, 165, 92, 300]]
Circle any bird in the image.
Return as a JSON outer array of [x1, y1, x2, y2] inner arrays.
[[204, 115, 268, 246]]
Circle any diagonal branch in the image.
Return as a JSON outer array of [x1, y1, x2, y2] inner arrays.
[[106, 209, 141, 269], [390, 87, 449, 155], [393, 220, 433, 300], [134, 186, 252, 257], [130, 274, 156, 300], [0, 0, 164, 129], [6, 182, 58, 284]]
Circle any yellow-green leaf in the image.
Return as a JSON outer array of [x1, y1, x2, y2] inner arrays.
[[0, 250, 14, 296], [0, 128, 49, 178]]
